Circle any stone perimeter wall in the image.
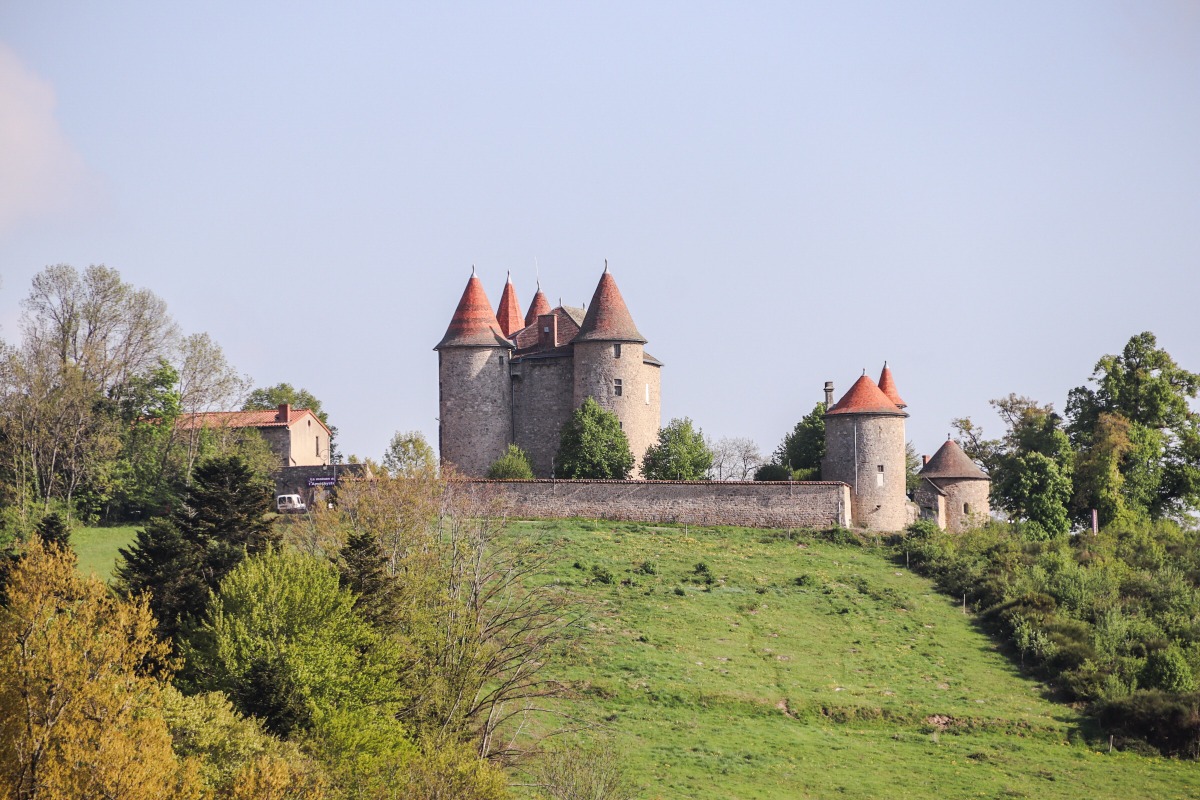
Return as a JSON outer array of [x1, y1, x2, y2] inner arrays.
[[471, 479, 851, 529]]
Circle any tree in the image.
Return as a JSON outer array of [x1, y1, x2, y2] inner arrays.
[[182, 550, 406, 739], [0, 538, 201, 799], [244, 383, 329, 424], [1066, 332, 1200, 524], [905, 441, 922, 493], [773, 402, 826, 474], [383, 430, 437, 477], [642, 418, 713, 480], [487, 444, 534, 479], [116, 455, 278, 639], [555, 398, 633, 479], [708, 436, 763, 481]]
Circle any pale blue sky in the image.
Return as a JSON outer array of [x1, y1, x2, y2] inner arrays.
[[2, 2, 1198, 462]]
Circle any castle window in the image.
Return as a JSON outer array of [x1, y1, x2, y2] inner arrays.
[[499, 356, 504, 365], [614, 378, 623, 396], [963, 503, 970, 514], [645, 384, 650, 404], [876, 464, 884, 487], [316, 436, 320, 457], [613, 343, 622, 358]]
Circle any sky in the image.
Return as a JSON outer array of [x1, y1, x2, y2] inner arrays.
[[1, 1, 1198, 464]]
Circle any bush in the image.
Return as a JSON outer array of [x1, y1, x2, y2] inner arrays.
[[556, 398, 634, 479], [590, 565, 614, 585], [1141, 648, 1196, 693], [487, 444, 534, 479], [753, 463, 791, 482], [1094, 690, 1200, 757]]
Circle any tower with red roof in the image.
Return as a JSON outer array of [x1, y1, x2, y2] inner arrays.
[[436, 265, 661, 478], [914, 437, 991, 532], [434, 272, 515, 475], [822, 368, 911, 531]]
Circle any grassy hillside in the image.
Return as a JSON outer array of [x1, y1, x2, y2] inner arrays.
[[515, 520, 1200, 799], [76, 520, 1200, 797]]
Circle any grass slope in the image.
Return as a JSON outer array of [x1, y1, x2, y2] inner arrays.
[[72, 525, 138, 580], [518, 520, 1199, 799]]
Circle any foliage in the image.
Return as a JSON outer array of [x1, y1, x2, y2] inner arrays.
[[753, 463, 791, 481], [487, 444, 535, 479], [555, 398, 634, 479], [116, 455, 278, 639], [530, 740, 637, 800], [182, 549, 406, 738], [642, 417, 713, 480], [244, 383, 337, 462], [773, 402, 826, 473], [0, 538, 202, 799], [382, 430, 437, 477]]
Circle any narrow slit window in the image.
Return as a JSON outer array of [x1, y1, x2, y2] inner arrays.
[[645, 384, 650, 404], [876, 464, 884, 487], [613, 343, 622, 358], [614, 378, 623, 396], [316, 437, 320, 457]]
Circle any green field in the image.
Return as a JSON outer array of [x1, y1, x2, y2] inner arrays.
[[71, 524, 138, 580], [510, 520, 1200, 799], [76, 520, 1200, 798]]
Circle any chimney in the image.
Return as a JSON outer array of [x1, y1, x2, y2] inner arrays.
[[277, 403, 290, 422], [823, 381, 834, 408], [922, 455, 929, 466], [538, 313, 558, 349]]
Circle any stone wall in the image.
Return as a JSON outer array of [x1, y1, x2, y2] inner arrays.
[[274, 463, 370, 505], [572, 341, 661, 477], [438, 346, 512, 476], [472, 479, 851, 529], [511, 355, 575, 477]]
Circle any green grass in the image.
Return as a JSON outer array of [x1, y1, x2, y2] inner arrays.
[[512, 520, 1200, 799], [72, 525, 138, 581]]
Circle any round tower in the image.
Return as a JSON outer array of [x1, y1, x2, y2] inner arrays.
[[434, 271, 514, 476], [572, 265, 661, 477], [822, 369, 909, 531], [916, 438, 991, 533]]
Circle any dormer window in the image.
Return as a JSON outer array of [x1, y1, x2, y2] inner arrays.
[[613, 343, 622, 358]]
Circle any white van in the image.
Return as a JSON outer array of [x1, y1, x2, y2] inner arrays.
[[276, 494, 307, 513]]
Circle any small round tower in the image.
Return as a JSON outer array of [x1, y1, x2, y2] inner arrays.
[[822, 369, 909, 531], [434, 271, 514, 476], [917, 438, 991, 532], [572, 265, 661, 476]]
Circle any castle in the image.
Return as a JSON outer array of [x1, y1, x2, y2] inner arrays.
[[435, 266, 661, 478], [436, 267, 988, 532]]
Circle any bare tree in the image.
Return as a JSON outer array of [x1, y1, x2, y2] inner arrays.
[[526, 740, 637, 800], [175, 332, 252, 475], [708, 436, 763, 480]]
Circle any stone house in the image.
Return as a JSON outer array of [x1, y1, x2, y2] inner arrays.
[[913, 438, 992, 533], [176, 403, 331, 469]]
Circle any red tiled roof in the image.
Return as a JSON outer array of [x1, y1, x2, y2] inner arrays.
[[176, 405, 329, 434], [496, 274, 523, 338], [511, 305, 584, 352], [878, 362, 906, 408], [574, 267, 646, 343], [826, 374, 907, 416], [435, 273, 514, 349], [525, 286, 551, 327], [920, 438, 988, 480]]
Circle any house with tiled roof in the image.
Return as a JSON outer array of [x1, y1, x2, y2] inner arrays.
[[435, 264, 662, 478], [177, 403, 332, 469]]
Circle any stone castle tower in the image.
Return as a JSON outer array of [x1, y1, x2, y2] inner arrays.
[[822, 364, 911, 532], [914, 438, 991, 533], [435, 266, 662, 478]]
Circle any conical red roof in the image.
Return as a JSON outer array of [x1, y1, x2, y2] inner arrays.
[[878, 362, 906, 408], [826, 374, 907, 416], [525, 285, 551, 327], [496, 274, 523, 338], [575, 268, 646, 343], [435, 273, 513, 349], [920, 438, 988, 480]]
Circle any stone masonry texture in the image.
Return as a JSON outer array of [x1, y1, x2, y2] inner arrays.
[[474, 480, 851, 529], [822, 412, 909, 531], [439, 347, 513, 476], [571, 341, 661, 477]]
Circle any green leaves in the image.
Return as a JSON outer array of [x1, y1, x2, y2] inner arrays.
[[642, 417, 712, 480], [487, 443, 534, 479], [555, 397, 634, 479]]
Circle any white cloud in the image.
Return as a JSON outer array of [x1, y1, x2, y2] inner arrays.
[[0, 43, 88, 237]]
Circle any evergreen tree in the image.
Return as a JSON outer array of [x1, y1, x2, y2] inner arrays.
[[337, 529, 400, 629], [774, 402, 826, 473], [35, 511, 71, 551], [555, 398, 634, 479]]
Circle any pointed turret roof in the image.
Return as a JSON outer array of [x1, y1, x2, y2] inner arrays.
[[574, 264, 647, 344], [878, 362, 906, 409], [826, 374, 907, 416], [435, 272, 513, 350], [920, 438, 988, 480], [495, 273, 523, 338], [525, 282, 551, 327]]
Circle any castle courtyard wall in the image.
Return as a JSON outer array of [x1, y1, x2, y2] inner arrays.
[[470, 479, 851, 529], [511, 356, 576, 477]]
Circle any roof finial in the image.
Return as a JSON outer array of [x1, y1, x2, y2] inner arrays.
[[883, 360, 888, 367], [506, 269, 512, 283], [862, 368, 867, 376], [471, 264, 476, 276], [603, 258, 608, 274], [534, 257, 540, 287], [947, 433, 952, 440]]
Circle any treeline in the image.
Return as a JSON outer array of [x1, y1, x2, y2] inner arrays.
[[1, 459, 611, 799], [0, 264, 327, 535], [902, 332, 1200, 756]]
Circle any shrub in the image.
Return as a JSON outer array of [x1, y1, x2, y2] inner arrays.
[[590, 565, 614, 585], [487, 444, 534, 479], [1141, 648, 1196, 693], [753, 463, 791, 482], [1094, 690, 1200, 757]]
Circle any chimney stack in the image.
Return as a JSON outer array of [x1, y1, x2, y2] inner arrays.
[[824, 381, 834, 408], [277, 403, 290, 422], [922, 455, 929, 466]]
